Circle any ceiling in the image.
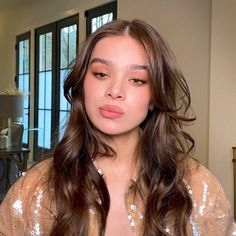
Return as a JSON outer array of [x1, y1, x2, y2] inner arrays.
[[0, 0, 27, 9]]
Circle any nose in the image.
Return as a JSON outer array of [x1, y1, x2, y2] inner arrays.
[[105, 78, 125, 100]]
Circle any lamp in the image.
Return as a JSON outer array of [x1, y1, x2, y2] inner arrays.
[[0, 95, 24, 118], [0, 95, 24, 148]]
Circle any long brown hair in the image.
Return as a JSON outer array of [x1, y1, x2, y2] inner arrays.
[[50, 19, 195, 235]]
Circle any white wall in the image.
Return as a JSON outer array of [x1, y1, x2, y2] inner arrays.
[[0, 8, 17, 90], [209, 0, 236, 206]]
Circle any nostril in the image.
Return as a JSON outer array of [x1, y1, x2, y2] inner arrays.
[[105, 89, 125, 100], [105, 91, 112, 97]]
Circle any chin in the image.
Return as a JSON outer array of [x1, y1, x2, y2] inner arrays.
[[96, 125, 140, 137]]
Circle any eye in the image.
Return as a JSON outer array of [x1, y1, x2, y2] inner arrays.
[[92, 72, 108, 79], [129, 78, 148, 86]]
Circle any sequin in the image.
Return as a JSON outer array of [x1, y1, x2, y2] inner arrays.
[[89, 208, 95, 215], [130, 204, 136, 211], [12, 199, 23, 215], [190, 216, 200, 236], [165, 227, 170, 233], [33, 223, 40, 235], [199, 182, 208, 216]]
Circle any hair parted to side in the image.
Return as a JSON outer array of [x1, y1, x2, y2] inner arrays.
[[50, 19, 196, 236]]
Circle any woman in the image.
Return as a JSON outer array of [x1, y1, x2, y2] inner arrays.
[[0, 19, 235, 236]]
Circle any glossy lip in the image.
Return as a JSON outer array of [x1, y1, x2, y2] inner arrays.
[[99, 104, 124, 119]]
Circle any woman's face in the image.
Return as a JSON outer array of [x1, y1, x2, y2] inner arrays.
[[84, 35, 152, 136]]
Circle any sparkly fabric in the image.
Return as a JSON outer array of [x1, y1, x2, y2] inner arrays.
[[0, 158, 235, 235]]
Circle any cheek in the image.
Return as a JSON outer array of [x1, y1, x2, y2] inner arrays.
[[84, 76, 96, 102], [131, 90, 151, 110], [83, 77, 93, 114], [83, 75, 91, 97]]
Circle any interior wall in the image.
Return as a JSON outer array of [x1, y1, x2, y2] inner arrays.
[[209, 0, 236, 207], [0, 9, 16, 90]]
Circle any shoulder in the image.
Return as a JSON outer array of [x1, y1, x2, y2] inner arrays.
[[11, 158, 53, 195], [2, 158, 53, 206], [183, 158, 234, 231], [0, 158, 55, 234], [184, 158, 227, 201], [182, 158, 228, 204]]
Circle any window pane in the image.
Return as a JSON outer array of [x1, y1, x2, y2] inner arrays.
[[23, 74, 29, 106], [16, 33, 30, 146], [44, 110, 51, 149], [19, 41, 24, 74], [45, 32, 52, 71], [68, 25, 77, 64], [91, 13, 113, 33], [18, 74, 24, 91], [22, 111, 28, 144], [38, 110, 45, 147], [59, 111, 69, 140], [38, 72, 46, 109], [39, 35, 45, 72], [38, 109, 51, 149], [60, 69, 69, 111], [24, 39, 29, 73], [60, 27, 69, 69], [59, 22, 77, 140], [45, 71, 52, 110]]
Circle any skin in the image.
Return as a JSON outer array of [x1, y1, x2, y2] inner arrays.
[[83, 35, 152, 236]]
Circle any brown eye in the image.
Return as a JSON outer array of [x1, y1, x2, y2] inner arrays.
[[129, 78, 147, 86], [92, 72, 108, 79]]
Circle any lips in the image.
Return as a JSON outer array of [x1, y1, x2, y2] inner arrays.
[[99, 104, 124, 119]]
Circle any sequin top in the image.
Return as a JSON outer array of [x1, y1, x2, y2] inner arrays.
[[0, 158, 235, 236]]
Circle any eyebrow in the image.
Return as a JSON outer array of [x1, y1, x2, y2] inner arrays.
[[90, 57, 147, 71], [90, 57, 113, 67]]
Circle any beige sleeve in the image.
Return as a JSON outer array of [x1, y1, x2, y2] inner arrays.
[[189, 162, 236, 236], [0, 159, 54, 236], [0, 176, 27, 235], [204, 179, 235, 235]]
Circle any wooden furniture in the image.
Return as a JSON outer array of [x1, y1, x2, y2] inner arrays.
[[0, 147, 30, 200], [232, 147, 236, 220]]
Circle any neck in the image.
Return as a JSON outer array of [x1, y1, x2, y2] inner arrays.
[[105, 128, 140, 160], [96, 128, 141, 179]]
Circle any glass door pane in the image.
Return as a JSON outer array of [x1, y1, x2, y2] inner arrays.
[[86, 1, 117, 37], [59, 24, 77, 139], [91, 13, 113, 33], [37, 33, 52, 149], [16, 33, 30, 146]]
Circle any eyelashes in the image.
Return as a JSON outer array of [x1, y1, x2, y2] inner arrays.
[[129, 78, 148, 86], [92, 72, 108, 79], [91, 71, 148, 87]]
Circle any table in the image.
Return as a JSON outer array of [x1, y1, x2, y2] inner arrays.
[[0, 147, 30, 191]]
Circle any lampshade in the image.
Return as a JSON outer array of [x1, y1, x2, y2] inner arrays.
[[0, 95, 24, 118]]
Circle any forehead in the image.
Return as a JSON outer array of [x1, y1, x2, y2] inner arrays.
[[90, 36, 147, 66]]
